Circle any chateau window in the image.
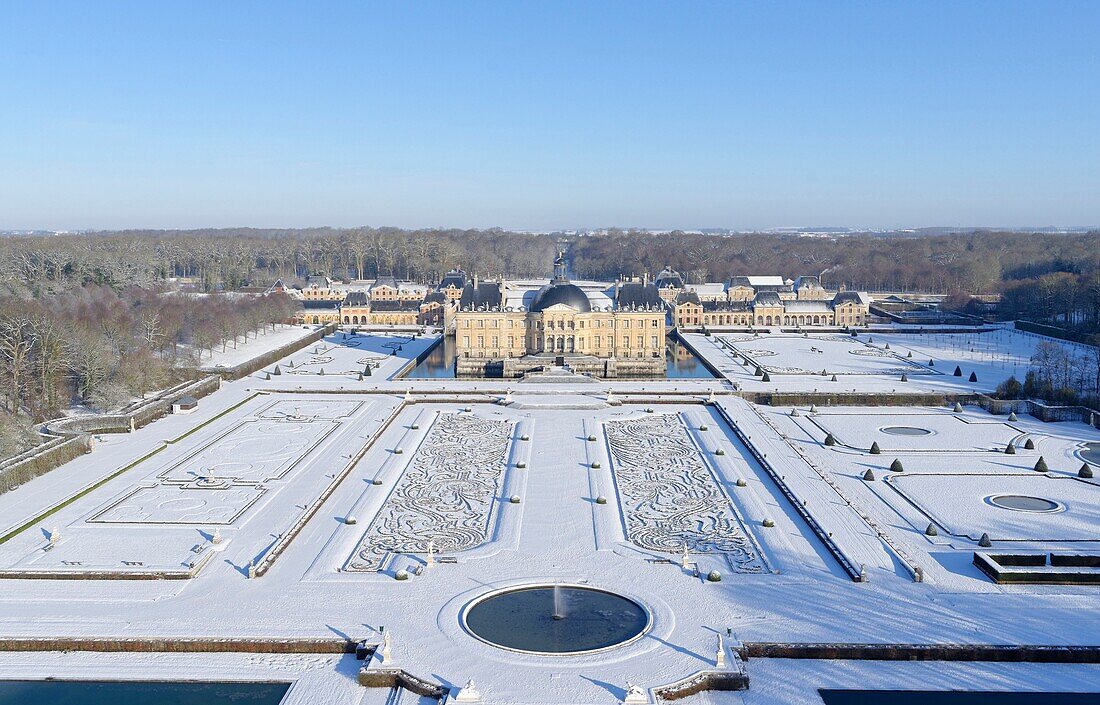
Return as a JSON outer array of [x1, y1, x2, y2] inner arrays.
[[477, 336, 484, 347], [492, 336, 498, 347], [463, 336, 470, 347], [651, 336, 658, 347], [508, 336, 514, 347], [652, 319, 658, 327], [622, 336, 629, 346], [623, 320, 630, 328], [637, 335, 643, 347], [595, 337, 601, 349]]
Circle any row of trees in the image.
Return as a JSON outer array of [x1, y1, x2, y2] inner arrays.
[[4, 228, 1096, 299], [0, 228, 559, 296], [0, 288, 296, 425], [998, 270, 1100, 339], [996, 340, 1100, 408]]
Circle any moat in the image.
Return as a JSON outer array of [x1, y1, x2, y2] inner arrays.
[[404, 335, 717, 379]]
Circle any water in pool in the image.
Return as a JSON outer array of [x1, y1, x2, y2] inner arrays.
[[404, 336, 716, 379], [989, 495, 1061, 512], [1081, 442, 1100, 466], [464, 586, 648, 653], [880, 426, 933, 436], [0, 681, 289, 705]]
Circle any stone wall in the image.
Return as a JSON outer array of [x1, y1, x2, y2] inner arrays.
[[46, 376, 222, 436], [0, 434, 91, 495], [203, 323, 335, 380]]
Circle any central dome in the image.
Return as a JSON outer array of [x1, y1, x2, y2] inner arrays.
[[530, 282, 591, 313]]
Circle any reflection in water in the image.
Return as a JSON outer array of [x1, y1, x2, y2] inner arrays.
[[405, 336, 716, 379]]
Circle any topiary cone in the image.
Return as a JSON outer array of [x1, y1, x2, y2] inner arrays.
[[1080, 463, 1094, 479], [890, 458, 904, 472], [1033, 456, 1049, 472], [869, 441, 881, 454], [969, 371, 978, 382], [953, 365, 962, 376], [1005, 443, 1016, 454], [824, 433, 836, 446], [863, 469, 876, 481], [1024, 438, 1035, 450]]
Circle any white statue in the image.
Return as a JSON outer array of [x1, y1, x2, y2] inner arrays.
[[49, 527, 60, 545], [212, 528, 222, 545], [426, 539, 435, 567], [454, 680, 482, 702], [381, 630, 392, 661], [622, 683, 649, 704], [715, 633, 726, 669]]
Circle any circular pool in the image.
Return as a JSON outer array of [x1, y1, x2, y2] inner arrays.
[[880, 426, 933, 436], [1081, 442, 1100, 466], [463, 585, 649, 654], [988, 495, 1062, 513]]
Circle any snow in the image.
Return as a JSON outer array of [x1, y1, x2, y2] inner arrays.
[[0, 328, 1097, 703], [198, 324, 324, 369]]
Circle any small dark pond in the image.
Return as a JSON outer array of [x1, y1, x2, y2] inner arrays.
[[0, 681, 289, 705]]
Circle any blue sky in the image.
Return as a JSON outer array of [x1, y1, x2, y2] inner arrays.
[[1, 1, 1097, 230]]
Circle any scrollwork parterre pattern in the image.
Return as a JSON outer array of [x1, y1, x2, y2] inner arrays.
[[604, 414, 768, 573], [344, 412, 514, 571]]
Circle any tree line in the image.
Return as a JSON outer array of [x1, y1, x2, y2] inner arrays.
[[0, 287, 296, 455]]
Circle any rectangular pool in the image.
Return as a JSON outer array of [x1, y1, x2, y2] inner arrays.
[[0, 680, 290, 705]]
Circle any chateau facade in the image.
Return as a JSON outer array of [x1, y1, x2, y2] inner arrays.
[[659, 269, 871, 329], [453, 253, 666, 377]]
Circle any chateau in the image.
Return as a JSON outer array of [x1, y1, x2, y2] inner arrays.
[[661, 270, 870, 329], [287, 261, 871, 364], [452, 252, 666, 377]]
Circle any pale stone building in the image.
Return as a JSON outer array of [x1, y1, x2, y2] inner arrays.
[[453, 253, 666, 377]]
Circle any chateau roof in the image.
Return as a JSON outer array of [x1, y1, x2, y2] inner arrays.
[[731, 275, 786, 289], [531, 282, 592, 312], [460, 281, 503, 310], [833, 291, 871, 306], [439, 269, 467, 290], [616, 282, 663, 310], [655, 266, 685, 289], [341, 292, 369, 307], [752, 291, 784, 307], [301, 299, 339, 310], [675, 291, 701, 306]]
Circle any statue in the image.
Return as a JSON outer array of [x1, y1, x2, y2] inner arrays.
[[623, 682, 649, 704], [715, 633, 726, 669], [454, 680, 482, 702]]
